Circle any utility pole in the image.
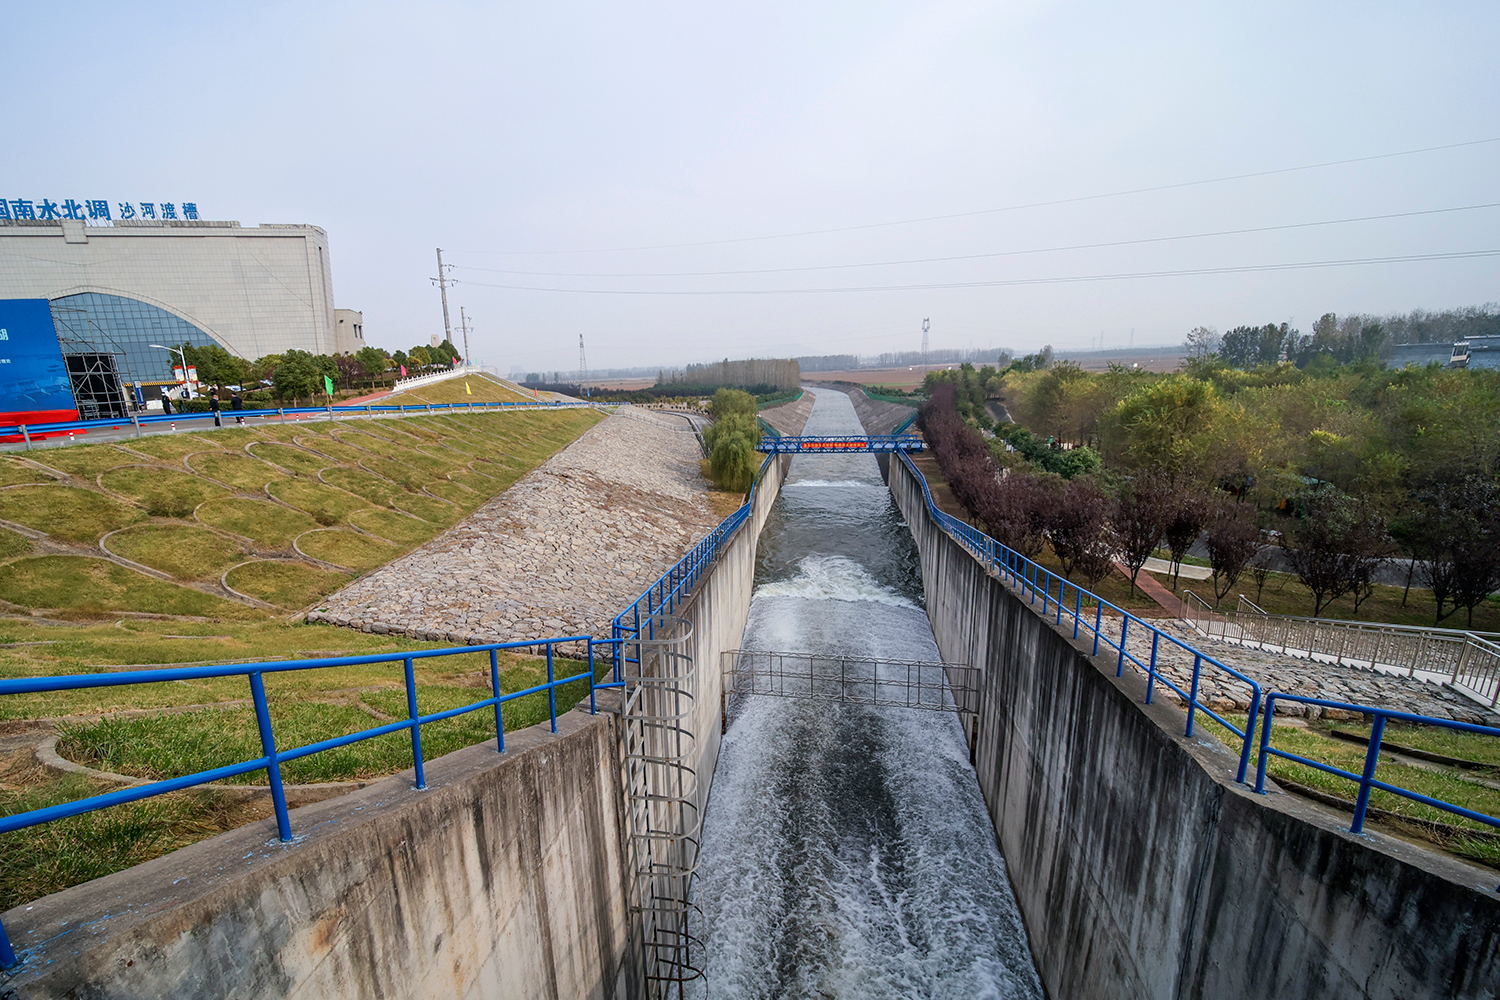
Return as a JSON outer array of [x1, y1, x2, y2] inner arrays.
[[578, 334, 588, 384], [921, 317, 930, 367], [431, 248, 454, 346], [457, 306, 473, 367]]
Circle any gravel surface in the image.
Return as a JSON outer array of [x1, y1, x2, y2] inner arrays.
[[308, 409, 721, 644]]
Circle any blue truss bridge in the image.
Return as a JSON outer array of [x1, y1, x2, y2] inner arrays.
[[756, 434, 925, 453]]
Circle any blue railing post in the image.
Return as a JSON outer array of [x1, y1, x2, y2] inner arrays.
[[402, 657, 426, 790], [1116, 617, 1130, 677], [0, 920, 15, 970], [1041, 573, 1050, 616], [1055, 581, 1064, 627], [1238, 687, 1261, 785], [1186, 653, 1203, 737], [490, 649, 505, 753], [1072, 586, 1082, 640], [1092, 602, 1103, 656], [1145, 631, 1161, 704], [545, 644, 558, 733], [248, 672, 293, 842], [1254, 698, 1277, 793], [587, 640, 598, 714], [1350, 715, 1388, 834]]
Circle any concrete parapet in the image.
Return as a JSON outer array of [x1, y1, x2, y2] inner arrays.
[[888, 455, 1500, 1000]]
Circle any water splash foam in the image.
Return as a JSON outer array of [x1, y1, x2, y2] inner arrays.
[[754, 554, 917, 608]]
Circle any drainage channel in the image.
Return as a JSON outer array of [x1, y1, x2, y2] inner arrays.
[[685, 388, 1043, 999]]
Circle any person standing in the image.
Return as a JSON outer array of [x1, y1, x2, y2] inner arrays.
[[209, 390, 222, 427], [231, 389, 245, 424], [160, 389, 173, 416]]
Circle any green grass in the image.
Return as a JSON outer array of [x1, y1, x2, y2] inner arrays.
[[393, 375, 530, 405], [0, 527, 32, 558], [1326, 720, 1500, 770], [297, 529, 401, 571], [347, 508, 434, 545], [1210, 716, 1500, 867], [391, 492, 457, 523], [27, 444, 138, 478], [224, 560, 351, 608], [266, 479, 368, 525], [0, 774, 257, 913], [0, 484, 143, 542], [99, 466, 230, 518], [122, 434, 226, 461], [195, 497, 318, 548], [424, 479, 483, 510], [0, 457, 55, 486], [186, 451, 281, 491], [0, 556, 253, 617], [292, 435, 377, 465], [105, 524, 248, 580], [318, 467, 414, 509], [56, 657, 593, 785], [245, 442, 330, 476]]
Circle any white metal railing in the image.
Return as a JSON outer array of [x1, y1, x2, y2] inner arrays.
[[1180, 591, 1500, 708], [390, 364, 479, 392]]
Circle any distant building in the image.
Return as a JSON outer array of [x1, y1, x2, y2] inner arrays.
[[0, 216, 361, 422]]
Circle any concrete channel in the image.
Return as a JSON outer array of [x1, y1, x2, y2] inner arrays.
[[2, 387, 1496, 998]]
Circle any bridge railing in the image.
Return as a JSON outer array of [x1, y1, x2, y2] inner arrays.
[[0, 634, 627, 968], [755, 434, 925, 453], [895, 451, 1500, 859]]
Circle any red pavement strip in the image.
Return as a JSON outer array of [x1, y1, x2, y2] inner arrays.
[[1113, 561, 1189, 617]]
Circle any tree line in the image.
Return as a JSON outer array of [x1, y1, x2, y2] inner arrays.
[[178, 339, 463, 403], [923, 355, 1500, 626]]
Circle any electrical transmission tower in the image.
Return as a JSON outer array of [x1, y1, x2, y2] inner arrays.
[[578, 334, 588, 384], [457, 307, 473, 367], [921, 317, 930, 365], [431, 249, 455, 345]]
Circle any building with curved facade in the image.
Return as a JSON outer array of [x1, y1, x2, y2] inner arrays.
[[0, 217, 364, 421]]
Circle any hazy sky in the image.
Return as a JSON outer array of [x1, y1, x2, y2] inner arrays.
[[8, 1, 1499, 372]]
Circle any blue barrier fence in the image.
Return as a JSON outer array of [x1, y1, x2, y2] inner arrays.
[[756, 434, 925, 454], [0, 635, 622, 968], [1, 399, 599, 444], [895, 451, 1500, 849]]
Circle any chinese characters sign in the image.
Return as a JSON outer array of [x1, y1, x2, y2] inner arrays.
[[0, 198, 201, 223]]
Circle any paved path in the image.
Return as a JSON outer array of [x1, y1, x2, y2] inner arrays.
[[307, 410, 722, 645]]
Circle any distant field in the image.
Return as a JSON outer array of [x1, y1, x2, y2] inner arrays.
[[808, 366, 948, 389], [387, 372, 535, 404]]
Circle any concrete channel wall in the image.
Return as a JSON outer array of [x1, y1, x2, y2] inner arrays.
[[888, 455, 1500, 1000], [2, 460, 786, 1000]]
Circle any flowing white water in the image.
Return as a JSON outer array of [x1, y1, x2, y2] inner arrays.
[[688, 390, 1042, 999]]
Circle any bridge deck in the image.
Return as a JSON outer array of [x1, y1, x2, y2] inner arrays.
[[756, 434, 924, 453]]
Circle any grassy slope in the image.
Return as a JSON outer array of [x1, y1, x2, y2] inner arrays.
[[387, 372, 534, 405], [0, 407, 603, 907]]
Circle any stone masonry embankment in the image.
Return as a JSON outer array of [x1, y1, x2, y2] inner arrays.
[[308, 409, 720, 644], [889, 454, 1500, 1000], [758, 391, 814, 435], [810, 381, 915, 434]]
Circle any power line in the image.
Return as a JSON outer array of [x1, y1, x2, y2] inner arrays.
[[449, 202, 1500, 278], [452, 136, 1500, 256], [456, 249, 1500, 296]]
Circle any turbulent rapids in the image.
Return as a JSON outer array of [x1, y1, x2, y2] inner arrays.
[[688, 389, 1042, 1000]]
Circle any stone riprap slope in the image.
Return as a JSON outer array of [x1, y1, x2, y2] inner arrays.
[[759, 390, 815, 435], [1095, 612, 1498, 724], [308, 410, 721, 644]]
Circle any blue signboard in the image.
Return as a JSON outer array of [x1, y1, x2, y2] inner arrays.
[[0, 299, 74, 416], [0, 198, 199, 222]]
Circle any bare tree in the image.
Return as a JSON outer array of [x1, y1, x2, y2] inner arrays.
[[1206, 502, 1259, 604], [1247, 549, 1275, 605]]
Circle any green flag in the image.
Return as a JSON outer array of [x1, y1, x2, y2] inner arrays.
[[323, 374, 335, 396]]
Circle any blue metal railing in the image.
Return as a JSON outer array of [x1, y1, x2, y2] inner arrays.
[[609, 454, 776, 672], [0, 634, 621, 968], [0, 399, 599, 444], [890, 411, 919, 436], [899, 450, 1498, 848], [756, 434, 925, 454], [895, 452, 1265, 782], [1254, 694, 1500, 835]]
